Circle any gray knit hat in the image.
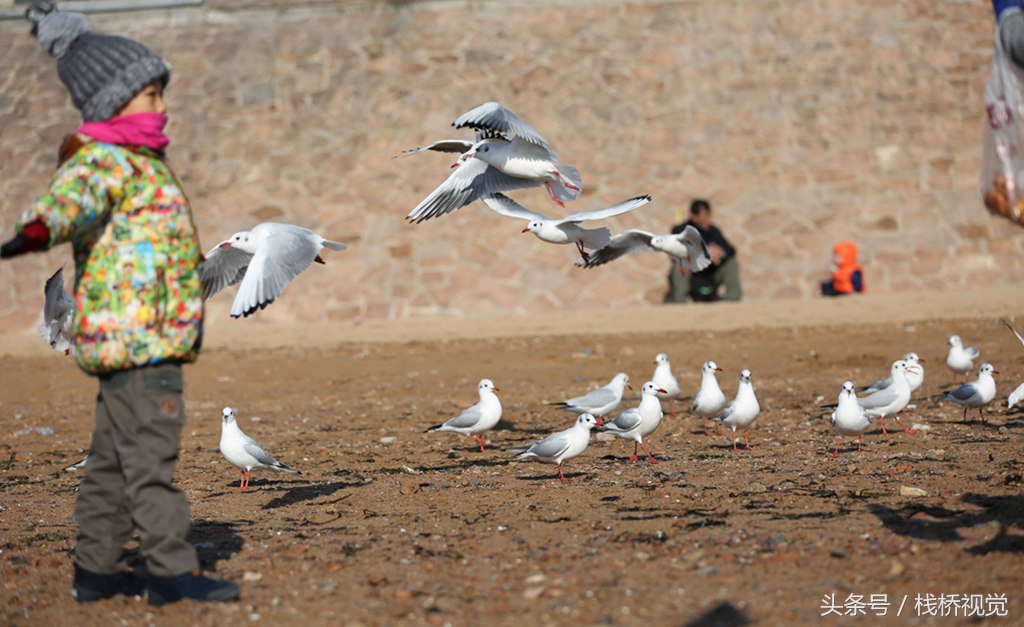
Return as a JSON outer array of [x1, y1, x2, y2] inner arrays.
[[34, 10, 170, 121]]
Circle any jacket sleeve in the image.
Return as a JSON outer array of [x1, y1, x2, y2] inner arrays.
[[711, 226, 736, 260], [1000, 11, 1024, 70], [15, 148, 118, 249]]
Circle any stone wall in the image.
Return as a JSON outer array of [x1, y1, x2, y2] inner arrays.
[[0, 0, 1016, 332]]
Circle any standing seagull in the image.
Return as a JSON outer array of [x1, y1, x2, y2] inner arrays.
[[405, 102, 582, 223], [549, 372, 631, 417], [715, 369, 761, 451], [651, 353, 681, 406], [482, 192, 651, 263], [830, 381, 871, 456], [854, 360, 919, 435], [39, 267, 75, 355], [600, 381, 667, 463], [944, 363, 998, 423], [202, 223, 346, 318], [946, 335, 980, 383], [219, 407, 300, 490], [425, 379, 502, 451], [860, 352, 925, 395], [582, 226, 712, 275], [692, 361, 727, 435], [510, 414, 598, 482]]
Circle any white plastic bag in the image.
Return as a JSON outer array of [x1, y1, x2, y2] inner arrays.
[[982, 27, 1024, 224]]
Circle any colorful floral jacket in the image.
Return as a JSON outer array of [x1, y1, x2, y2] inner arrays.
[[17, 139, 204, 375]]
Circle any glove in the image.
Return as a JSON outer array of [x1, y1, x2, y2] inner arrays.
[[994, 0, 1022, 21], [0, 220, 50, 258]]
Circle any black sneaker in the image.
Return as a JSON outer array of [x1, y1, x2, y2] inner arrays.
[[72, 563, 146, 602], [146, 570, 240, 606]]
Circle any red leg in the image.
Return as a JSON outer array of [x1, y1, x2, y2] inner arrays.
[[857, 435, 863, 452], [557, 463, 567, 482], [893, 416, 917, 434], [640, 442, 659, 464], [832, 437, 841, 457], [468, 435, 486, 452], [732, 435, 739, 453], [879, 416, 888, 436], [629, 442, 640, 463], [239, 471, 246, 490], [743, 431, 752, 449], [545, 182, 567, 207]]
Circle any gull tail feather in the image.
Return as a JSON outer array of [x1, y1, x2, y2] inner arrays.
[[578, 227, 611, 250], [322, 240, 347, 251]]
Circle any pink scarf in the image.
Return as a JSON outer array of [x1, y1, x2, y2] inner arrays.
[[77, 112, 170, 152]]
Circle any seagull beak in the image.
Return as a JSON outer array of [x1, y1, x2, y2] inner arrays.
[[493, 386, 501, 393], [220, 242, 232, 248], [715, 367, 723, 372], [450, 161, 460, 169], [658, 388, 668, 394], [627, 384, 633, 391], [521, 227, 530, 234], [652, 360, 658, 365], [992, 370, 999, 375], [917, 357, 926, 363]]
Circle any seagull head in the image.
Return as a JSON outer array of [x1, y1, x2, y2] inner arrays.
[[654, 353, 669, 366], [980, 363, 998, 377], [649, 234, 667, 251], [740, 369, 752, 383], [578, 413, 598, 430], [479, 379, 499, 393], [523, 220, 544, 234], [222, 407, 236, 424], [904, 352, 923, 364], [949, 335, 962, 347], [221, 231, 254, 252], [704, 361, 722, 374], [614, 372, 631, 391], [841, 380, 855, 397], [641, 381, 666, 396]]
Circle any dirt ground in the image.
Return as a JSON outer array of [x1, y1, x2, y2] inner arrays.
[[1, 291, 1023, 626]]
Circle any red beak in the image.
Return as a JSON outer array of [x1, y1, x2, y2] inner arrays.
[[917, 358, 925, 363], [992, 370, 999, 375], [220, 242, 232, 247], [627, 384, 633, 391], [715, 367, 723, 372], [658, 388, 668, 394], [493, 386, 501, 392], [521, 227, 530, 233], [450, 162, 460, 169]]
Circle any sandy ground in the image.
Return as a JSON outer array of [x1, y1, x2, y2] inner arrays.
[[1, 287, 1024, 626]]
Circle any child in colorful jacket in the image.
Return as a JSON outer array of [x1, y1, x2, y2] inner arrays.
[[820, 241, 865, 297], [0, 10, 237, 605]]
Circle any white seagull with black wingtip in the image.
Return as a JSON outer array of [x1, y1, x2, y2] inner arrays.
[[582, 226, 712, 275], [510, 413, 598, 482], [201, 222, 346, 318], [219, 407, 300, 490], [425, 379, 503, 452]]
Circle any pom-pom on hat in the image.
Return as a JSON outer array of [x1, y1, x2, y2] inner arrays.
[[32, 9, 170, 121]]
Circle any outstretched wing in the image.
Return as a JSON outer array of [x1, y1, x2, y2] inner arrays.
[[230, 230, 320, 318], [453, 102, 554, 154], [672, 225, 713, 272], [201, 242, 253, 300], [583, 230, 656, 268], [481, 193, 549, 222], [393, 139, 477, 159], [406, 158, 541, 223], [557, 195, 651, 225]]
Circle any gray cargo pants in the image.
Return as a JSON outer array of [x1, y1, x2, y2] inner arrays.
[[74, 363, 199, 577]]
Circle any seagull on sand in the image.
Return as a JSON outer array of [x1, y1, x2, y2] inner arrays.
[[600, 381, 667, 463], [715, 369, 761, 452], [425, 379, 503, 451], [830, 381, 871, 456], [692, 361, 727, 435], [581, 226, 712, 275], [219, 407, 300, 490], [510, 413, 598, 482], [944, 363, 998, 423], [406, 102, 582, 223], [850, 360, 919, 435], [860, 352, 924, 395], [651, 352, 681, 402], [39, 267, 75, 355], [201, 223, 346, 318], [549, 372, 631, 417], [946, 335, 979, 383], [482, 192, 651, 263]]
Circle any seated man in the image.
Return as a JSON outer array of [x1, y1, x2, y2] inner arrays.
[[665, 199, 742, 303]]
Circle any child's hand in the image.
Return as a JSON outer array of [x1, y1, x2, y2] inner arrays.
[[0, 233, 29, 258], [0, 221, 50, 258]]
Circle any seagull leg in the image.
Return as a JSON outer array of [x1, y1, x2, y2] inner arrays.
[[962, 407, 968, 424], [879, 416, 889, 436], [314, 255, 325, 265], [893, 416, 918, 434], [239, 471, 246, 491], [468, 435, 486, 452], [732, 435, 739, 453], [857, 435, 863, 452], [557, 463, 568, 482], [545, 182, 567, 208], [743, 431, 752, 449], [980, 407, 986, 424], [575, 241, 591, 264], [629, 442, 640, 463], [640, 442, 659, 464], [832, 437, 841, 457]]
